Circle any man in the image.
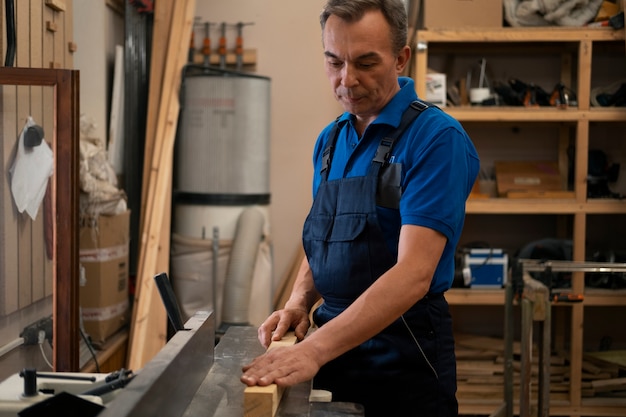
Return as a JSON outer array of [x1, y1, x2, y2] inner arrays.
[[241, 1, 479, 415]]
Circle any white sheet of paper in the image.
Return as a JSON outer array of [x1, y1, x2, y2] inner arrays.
[[9, 117, 54, 220]]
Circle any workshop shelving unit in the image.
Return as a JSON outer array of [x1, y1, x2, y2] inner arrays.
[[413, 28, 626, 416]]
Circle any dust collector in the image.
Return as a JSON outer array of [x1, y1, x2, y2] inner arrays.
[[172, 67, 272, 332]]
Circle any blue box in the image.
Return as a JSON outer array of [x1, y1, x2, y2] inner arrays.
[[463, 249, 508, 288]]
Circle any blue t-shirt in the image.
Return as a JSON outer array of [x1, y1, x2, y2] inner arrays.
[[311, 77, 480, 293]]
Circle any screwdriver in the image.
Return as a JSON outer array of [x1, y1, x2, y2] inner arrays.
[[235, 22, 253, 71], [218, 22, 227, 69], [552, 293, 584, 303], [202, 21, 212, 67]]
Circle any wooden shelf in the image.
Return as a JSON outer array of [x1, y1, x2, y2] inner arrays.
[[416, 27, 625, 43], [446, 288, 504, 305], [446, 288, 626, 307], [443, 107, 626, 122], [415, 27, 626, 416], [466, 198, 626, 215]]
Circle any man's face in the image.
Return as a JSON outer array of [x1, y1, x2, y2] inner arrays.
[[322, 10, 408, 125]]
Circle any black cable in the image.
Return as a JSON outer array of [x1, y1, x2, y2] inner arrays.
[[80, 327, 100, 373], [4, 0, 16, 67]]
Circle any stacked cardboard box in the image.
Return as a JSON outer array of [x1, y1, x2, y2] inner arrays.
[[423, 0, 503, 29], [79, 210, 130, 345]]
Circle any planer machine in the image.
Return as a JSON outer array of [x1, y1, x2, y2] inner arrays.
[[0, 310, 363, 417]]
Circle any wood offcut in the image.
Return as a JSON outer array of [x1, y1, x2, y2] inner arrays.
[[244, 332, 298, 417]]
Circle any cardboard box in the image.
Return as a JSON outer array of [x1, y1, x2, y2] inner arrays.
[[425, 73, 447, 107], [423, 0, 503, 29], [495, 161, 564, 197], [464, 248, 508, 288], [79, 210, 130, 345]]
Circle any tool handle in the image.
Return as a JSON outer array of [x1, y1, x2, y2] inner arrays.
[[154, 273, 186, 331], [552, 293, 584, 303]]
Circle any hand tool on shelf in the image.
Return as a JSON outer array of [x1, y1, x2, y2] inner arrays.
[[201, 21, 213, 67], [235, 22, 254, 71], [218, 22, 227, 69]]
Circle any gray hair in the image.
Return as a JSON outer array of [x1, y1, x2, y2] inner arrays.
[[320, 0, 408, 55]]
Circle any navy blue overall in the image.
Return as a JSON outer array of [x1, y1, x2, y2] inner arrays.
[[303, 102, 458, 417]]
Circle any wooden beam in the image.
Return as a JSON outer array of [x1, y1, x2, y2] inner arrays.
[[45, 0, 66, 12], [127, 0, 196, 371], [244, 332, 298, 417]]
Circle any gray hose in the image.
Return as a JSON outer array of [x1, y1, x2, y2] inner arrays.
[[220, 207, 265, 326]]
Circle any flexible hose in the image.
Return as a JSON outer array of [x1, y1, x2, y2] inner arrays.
[[221, 207, 265, 326], [4, 0, 16, 67]]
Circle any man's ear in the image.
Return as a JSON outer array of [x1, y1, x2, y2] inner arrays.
[[396, 45, 411, 73]]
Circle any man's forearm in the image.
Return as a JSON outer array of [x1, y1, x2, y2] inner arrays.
[[284, 256, 320, 312]]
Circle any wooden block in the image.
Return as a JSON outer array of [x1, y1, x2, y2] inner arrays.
[[591, 377, 626, 392], [46, 21, 58, 32], [244, 332, 297, 417], [506, 190, 575, 199], [45, 0, 66, 12], [68, 42, 77, 53], [309, 389, 332, 402], [244, 385, 282, 417]]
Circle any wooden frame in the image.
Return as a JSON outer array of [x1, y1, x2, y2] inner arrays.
[[0, 67, 80, 371]]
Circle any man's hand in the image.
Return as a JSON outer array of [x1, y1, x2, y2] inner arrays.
[[240, 343, 321, 387], [257, 308, 311, 348]]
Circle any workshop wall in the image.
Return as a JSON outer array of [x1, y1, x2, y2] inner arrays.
[[73, 1, 124, 143], [195, 0, 342, 291], [0, 0, 75, 348]]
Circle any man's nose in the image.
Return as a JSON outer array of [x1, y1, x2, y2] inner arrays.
[[341, 65, 358, 88]]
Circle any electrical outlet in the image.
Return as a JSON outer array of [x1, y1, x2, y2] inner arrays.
[[20, 316, 53, 345]]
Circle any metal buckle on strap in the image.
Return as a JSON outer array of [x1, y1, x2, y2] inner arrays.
[[411, 100, 430, 112], [321, 146, 333, 173], [373, 138, 393, 166]]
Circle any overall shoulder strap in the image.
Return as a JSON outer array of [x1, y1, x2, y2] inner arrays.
[[372, 100, 431, 166], [320, 116, 343, 178]]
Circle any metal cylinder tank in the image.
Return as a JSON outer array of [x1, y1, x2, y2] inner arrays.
[[171, 68, 273, 329], [175, 71, 271, 205]]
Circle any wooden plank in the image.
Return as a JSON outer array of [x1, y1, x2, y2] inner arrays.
[[127, 0, 176, 370], [506, 191, 575, 199], [45, 0, 66, 12], [64, 0, 73, 67], [52, 0, 65, 68], [1, 85, 19, 315], [244, 332, 298, 417], [586, 350, 626, 370], [139, 0, 171, 220], [15, 0, 32, 310], [42, 3, 56, 298], [30, 0, 46, 303], [127, 0, 196, 371], [590, 377, 626, 392], [522, 273, 550, 321]]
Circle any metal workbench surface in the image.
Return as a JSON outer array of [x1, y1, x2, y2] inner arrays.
[[184, 325, 364, 417]]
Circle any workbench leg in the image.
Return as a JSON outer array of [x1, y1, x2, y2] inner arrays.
[[537, 300, 551, 417], [503, 281, 514, 417], [520, 298, 533, 417]]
